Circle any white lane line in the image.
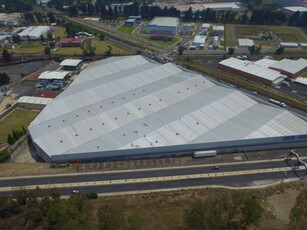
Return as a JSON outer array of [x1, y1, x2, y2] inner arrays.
[[0, 166, 301, 192]]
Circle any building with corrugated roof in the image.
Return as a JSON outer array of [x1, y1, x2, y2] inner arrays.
[[218, 57, 286, 86], [269, 58, 307, 78], [147, 17, 180, 35], [28, 55, 307, 163], [18, 26, 51, 41]]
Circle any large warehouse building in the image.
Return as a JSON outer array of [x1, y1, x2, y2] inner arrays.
[[28, 56, 307, 163], [147, 17, 180, 35], [218, 57, 286, 86], [18, 26, 51, 41]]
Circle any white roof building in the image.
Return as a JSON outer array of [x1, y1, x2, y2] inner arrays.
[[18, 96, 53, 105], [295, 77, 307, 86], [269, 58, 307, 76], [280, 42, 299, 48], [192, 36, 207, 48], [28, 55, 307, 162], [147, 17, 179, 27], [60, 59, 83, 67], [282, 6, 307, 16], [254, 59, 278, 68], [38, 71, 70, 80], [18, 26, 51, 40], [212, 25, 224, 32], [219, 57, 286, 85], [193, 2, 241, 11], [238, 39, 255, 48]]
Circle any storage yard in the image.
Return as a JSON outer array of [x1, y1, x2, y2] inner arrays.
[[28, 55, 307, 163]]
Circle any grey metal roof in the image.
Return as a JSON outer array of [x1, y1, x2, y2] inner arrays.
[[148, 17, 179, 27], [270, 58, 307, 74], [29, 55, 307, 158]]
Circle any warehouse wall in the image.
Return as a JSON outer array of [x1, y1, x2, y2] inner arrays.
[[41, 134, 307, 163]]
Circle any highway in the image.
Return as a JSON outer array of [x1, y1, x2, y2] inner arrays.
[[0, 158, 304, 196]]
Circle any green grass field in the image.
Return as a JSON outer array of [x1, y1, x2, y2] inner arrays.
[[235, 25, 305, 42], [52, 27, 66, 39], [0, 109, 38, 142], [52, 40, 131, 55], [118, 25, 136, 34], [10, 43, 45, 54], [137, 35, 180, 46]]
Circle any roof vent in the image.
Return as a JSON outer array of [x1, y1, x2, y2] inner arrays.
[[127, 112, 130, 115], [115, 117, 118, 120], [60, 140, 63, 143], [90, 128, 92, 130], [48, 125, 51, 127], [97, 146, 99, 148], [102, 122, 105, 125], [88, 110, 90, 112], [75, 134, 78, 136], [100, 106, 102, 108], [76, 114, 79, 117]]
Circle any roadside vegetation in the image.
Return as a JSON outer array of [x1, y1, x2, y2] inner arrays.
[[0, 109, 38, 143], [0, 182, 306, 230]]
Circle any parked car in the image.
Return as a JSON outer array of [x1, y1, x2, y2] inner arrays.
[[212, 165, 220, 170]]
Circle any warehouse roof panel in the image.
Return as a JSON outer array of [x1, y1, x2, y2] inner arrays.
[[38, 71, 70, 80], [270, 58, 307, 74], [148, 17, 179, 27], [60, 59, 82, 67], [29, 56, 307, 159], [238, 39, 254, 47]]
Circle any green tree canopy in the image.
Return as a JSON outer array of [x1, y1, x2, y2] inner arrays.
[[240, 197, 264, 229], [97, 204, 126, 230]]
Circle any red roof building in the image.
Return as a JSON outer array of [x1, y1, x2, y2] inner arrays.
[[59, 38, 85, 47]]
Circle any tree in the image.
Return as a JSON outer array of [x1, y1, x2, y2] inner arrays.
[[99, 33, 105, 41], [185, 201, 223, 230], [49, 42, 55, 49], [289, 11, 300, 26], [228, 47, 235, 55], [47, 12, 56, 23], [12, 34, 20, 44], [7, 133, 14, 145], [97, 204, 125, 230], [0, 149, 10, 163], [44, 46, 51, 55], [40, 35, 45, 43], [105, 45, 112, 56], [178, 46, 184, 55], [0, 72, 10, 85], [81, 42, 96, 56], [47, 32, 53, 41], [136, 50, 142, 55], [128, 214, 146, 230], [275, 47, 285, 55], [2, 49, 11, 62], [240, 197, 264, 229], [184, 7, 193, 21]]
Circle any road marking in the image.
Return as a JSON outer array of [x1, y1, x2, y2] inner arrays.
[[1, 157, 304, 181], [0, 166, 302, 192]]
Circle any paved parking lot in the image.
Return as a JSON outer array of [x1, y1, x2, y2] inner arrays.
[[0, 61, 49, 83]]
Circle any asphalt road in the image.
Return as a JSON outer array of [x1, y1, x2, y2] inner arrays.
[[0, 159, 298, 188], [0, 169, 302, 197]]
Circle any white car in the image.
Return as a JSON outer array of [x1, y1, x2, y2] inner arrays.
[[252, 91, 258, 95], [72, 190, 79, 194]]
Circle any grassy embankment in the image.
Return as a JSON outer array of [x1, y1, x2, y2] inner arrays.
[[0, 109, 38, 142]]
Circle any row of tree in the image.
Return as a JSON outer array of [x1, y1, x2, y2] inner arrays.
[[0, 0, 34, 13], [0, 188, 147, 230], [0, 187, 266, 230], [7, 126, 27, 145], [0, 72, 10, 86]]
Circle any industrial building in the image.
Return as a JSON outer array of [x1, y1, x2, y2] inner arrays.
[[219, 57, 286, 86], [147, 17, 180, 35], [201, 23, 211, 34], [59, 38, 85, 47], [273, 0, 303, 7], [182, 24, 194, 34], [0, 13, 22, 26], [38, 71, 70, 80], [128, 16, 142, 24], [211, 25, 224, 37], [295, 77, 307, 86], [18, 26, 51, 41], [280, 42, 299, 48], [238, 39, 254, 48], [269, 58, 307, 78], [60, 59, 82, 71], [282, 6, 307, 16], [28, 55, 307, 163], [125, 19, 136, 27], [196, 2, 242, 11], [18, 96, 52, 110], [192, 36, 206, 48]]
